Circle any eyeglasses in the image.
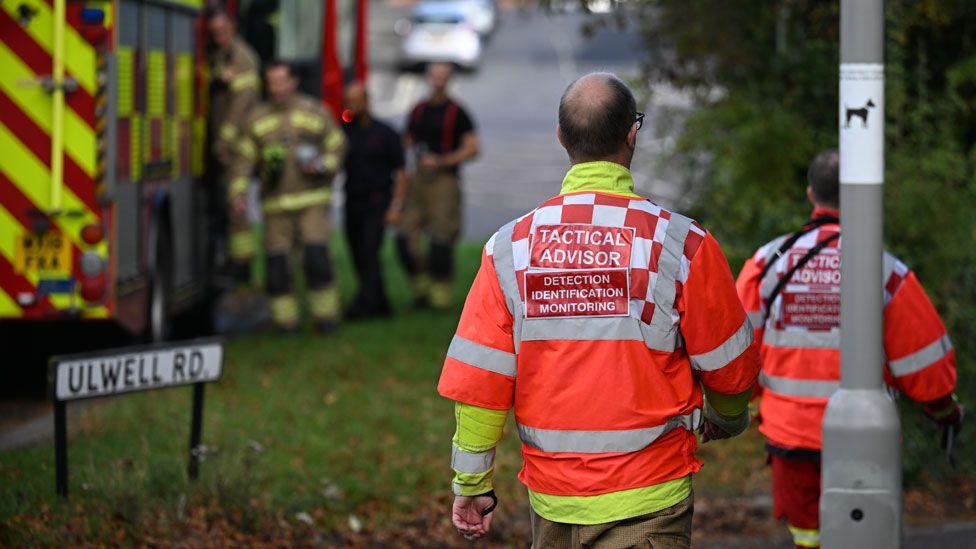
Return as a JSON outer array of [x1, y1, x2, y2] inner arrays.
[[635, 112, 645, 131]]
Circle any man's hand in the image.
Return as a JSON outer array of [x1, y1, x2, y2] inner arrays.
[[232, 194, 247, 218], [452, 493, 496, 542], [299, 157, 328, 177], [700, 405, 750, 443], [385, 203, 402, 226], [420, 153, 441, 171], [924, 395, 964, 433], [220, 68, 235, 84], [299, 163, 322, 176], [700, 419, 733, 443]]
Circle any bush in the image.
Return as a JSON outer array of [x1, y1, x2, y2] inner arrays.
[[638, 0, 976, 479]]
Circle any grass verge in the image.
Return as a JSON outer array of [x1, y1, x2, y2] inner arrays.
[[0, 234, 971, 546]]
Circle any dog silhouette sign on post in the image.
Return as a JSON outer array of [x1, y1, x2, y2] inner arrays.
[[844, 99, 875, 128], [838, 64, 884, 184]]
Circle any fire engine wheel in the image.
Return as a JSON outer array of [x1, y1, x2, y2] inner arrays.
[[148, 226, 173, 343]]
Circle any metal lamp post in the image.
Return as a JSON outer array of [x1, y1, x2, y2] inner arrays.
[[820, 0, 902, 547]]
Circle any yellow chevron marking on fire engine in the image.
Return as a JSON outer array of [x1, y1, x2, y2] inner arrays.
[[0, 43, 96, 177], [0, 205, 21, 266], [0, 287, 20, 316], [0, 124, 98, 250], [0, 171, 107, 317], [1, 0, 97, 96]]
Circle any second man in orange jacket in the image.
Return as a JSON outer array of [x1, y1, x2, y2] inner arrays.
[[735, 149, 962, 549]]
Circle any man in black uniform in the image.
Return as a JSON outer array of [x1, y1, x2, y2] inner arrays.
[[398, 63, 480, 309], [342, 82, 408, 318]]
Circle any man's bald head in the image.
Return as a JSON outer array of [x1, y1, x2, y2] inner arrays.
[[558, 73, 637, 162], [344, 81, 370, 122]]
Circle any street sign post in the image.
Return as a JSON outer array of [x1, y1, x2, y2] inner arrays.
[[49, 338, 224, 498], [821, 0, 902, 547]]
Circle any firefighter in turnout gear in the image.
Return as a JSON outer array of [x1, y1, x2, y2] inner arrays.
[[735, 150, 962, 549], [398, 63, 479, 309], [230, 62, 346, 332], [207, 10, 261, 279]]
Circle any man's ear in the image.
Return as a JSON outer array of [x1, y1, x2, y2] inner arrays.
[[806, 185, 816, 205], [626, 123, 638, 150], [557, 124, 565, 149]]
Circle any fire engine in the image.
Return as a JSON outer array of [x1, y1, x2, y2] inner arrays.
[[0, 0, 367, 390]]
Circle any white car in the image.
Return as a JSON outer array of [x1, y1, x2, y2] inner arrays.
[[427, 0, 497, 37], [400, 3, 483, 71]]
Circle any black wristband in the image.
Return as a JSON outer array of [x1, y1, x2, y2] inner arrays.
[[478, 490, 498, 516]]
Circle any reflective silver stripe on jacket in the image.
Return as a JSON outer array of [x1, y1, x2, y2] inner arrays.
[[447, 335, 517, 377], [521, 315, 642, 342], [888, 334, 953, 377], [759, 371, 838, 399], [763, 327, 839, 349], [759, 235, 791, 305], [492, 220, 524, 352], [746, 310, 764, 329], [690, 319, 754, 372], [517, 409, 701, 454], [644, 213, 693, 351], [451, 445, 496, 474]]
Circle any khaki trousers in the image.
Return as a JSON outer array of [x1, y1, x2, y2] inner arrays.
[[263, 204, 337, 326], [264, 204, 331, 254], [397, 169, 462, 307], [530, 495, 693, 549], [399, 169, 462, 245]]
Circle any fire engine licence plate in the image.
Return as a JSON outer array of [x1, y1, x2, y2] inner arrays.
[[16, 232, 72, 274]]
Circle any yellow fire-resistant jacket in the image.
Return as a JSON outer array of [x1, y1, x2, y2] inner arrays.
[[230, 94, 346, 214], [210, 36, 261, 168]]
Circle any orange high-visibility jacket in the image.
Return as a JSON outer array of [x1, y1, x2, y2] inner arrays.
[[438, 185, 760, 497], [736, 208, 957, 450]]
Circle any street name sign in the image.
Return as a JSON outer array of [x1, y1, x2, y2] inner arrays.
[[49, 338, 224, 497], [53, 340, 222, 400]]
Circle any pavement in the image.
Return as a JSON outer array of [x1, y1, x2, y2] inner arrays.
[[703, 522, 976, 548]]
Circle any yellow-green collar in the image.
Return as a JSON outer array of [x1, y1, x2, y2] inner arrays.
[[560, 161, 639, 197]]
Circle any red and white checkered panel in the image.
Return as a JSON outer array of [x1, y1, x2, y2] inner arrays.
[[761, 225, 842, 332], [883, 252, 909, 305], [488, 192, 707, 327], [756, 223, 912, 331]]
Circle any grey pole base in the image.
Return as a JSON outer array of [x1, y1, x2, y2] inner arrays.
[[821, 388, 902, 547]]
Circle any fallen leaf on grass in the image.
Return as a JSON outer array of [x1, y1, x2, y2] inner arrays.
[[348, 514, 363, 533], [321, 483, 343, 501]]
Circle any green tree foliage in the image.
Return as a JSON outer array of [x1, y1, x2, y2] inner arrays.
[[642, 0, 976, 479]]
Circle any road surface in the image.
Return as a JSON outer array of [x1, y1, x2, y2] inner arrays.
[[366, 3, 688, 241]]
